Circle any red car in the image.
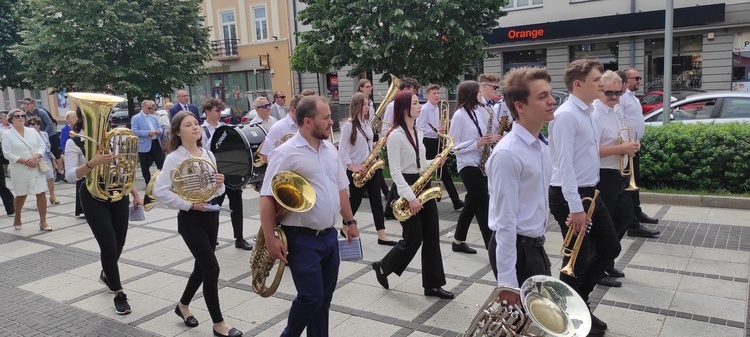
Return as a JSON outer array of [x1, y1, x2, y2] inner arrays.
[[638, 90, 706, 114]]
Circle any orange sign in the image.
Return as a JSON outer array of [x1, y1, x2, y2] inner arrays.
[[507, 29, 544, 40]]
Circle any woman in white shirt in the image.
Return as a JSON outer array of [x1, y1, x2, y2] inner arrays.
[[371, 91, 454, 299], [338, 92, 396, 245], [152, 111, 242, 337], [27, 117, 59, 204]]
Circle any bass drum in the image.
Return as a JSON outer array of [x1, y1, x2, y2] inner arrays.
[[210, 124, 267, 190]]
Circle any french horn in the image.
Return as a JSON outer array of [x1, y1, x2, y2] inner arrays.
[[143, 157, 220, 211]]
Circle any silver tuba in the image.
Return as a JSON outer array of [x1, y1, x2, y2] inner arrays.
[[465, 275, 591, 337]]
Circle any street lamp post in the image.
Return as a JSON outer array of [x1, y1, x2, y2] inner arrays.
[[662, 0, 673, 124]]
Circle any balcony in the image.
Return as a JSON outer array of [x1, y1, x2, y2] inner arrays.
[[211, 39, 239, 60]]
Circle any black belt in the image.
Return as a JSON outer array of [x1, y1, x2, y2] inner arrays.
[[550, 185, 596, 195], [517, 235, 545, 248], [281, 225, 333, 236]]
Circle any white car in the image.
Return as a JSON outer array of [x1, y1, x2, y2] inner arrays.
[[644, 91, 750, 126]]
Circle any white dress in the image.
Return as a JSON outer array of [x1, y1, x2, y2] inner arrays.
[[1, 127, 47, 196]]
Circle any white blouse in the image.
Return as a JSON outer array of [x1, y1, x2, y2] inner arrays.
[[338, 119, 373, 168], [386, 126, 436, 202], [153, 146, 225, 211]]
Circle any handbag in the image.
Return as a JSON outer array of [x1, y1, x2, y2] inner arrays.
[[11, 127, 51, 173]]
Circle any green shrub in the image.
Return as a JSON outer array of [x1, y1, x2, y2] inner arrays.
[[640, 122, 750, 194]]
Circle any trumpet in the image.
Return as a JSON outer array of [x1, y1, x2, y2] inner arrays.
[[560, 190, 599, 278], [618, 127, 640, 191]]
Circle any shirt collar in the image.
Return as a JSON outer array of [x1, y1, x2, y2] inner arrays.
[[568, 94, 593, 113], [284, 114, 297, 126], [291, 131, 330, 151], [593, 99, 616, 114], [511, 122, 541, 147]]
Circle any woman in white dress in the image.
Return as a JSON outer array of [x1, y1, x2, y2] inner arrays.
[[27, 117, 59, 205], [1, 109, 51, 231]]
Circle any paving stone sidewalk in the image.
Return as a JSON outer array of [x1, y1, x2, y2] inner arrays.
[[1, 176, 748, 337]]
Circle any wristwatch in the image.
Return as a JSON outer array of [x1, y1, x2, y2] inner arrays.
[[342, 219, 358, 226]]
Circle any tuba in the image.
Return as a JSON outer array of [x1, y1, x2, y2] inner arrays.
[[371, 74, 400, 135], [143, 157, 220, 211], [618, 127, 639, 191], [391, 125, 453, 221], [251, 171, 315, 297], [560, 190, 599, 277], [67, 93, 138, 202], [465, 275, 591, 337]]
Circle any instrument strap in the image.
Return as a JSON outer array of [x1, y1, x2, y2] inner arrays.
[[466, 108, 484, 138], [405, 126, 421, 169]]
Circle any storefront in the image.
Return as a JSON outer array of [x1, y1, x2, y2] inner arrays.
[[187, 64, 272, 112]]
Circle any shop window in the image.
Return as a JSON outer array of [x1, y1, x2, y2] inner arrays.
[[731, 31, 750, 91], [248, 70, 272, 99], [570, 42, 619, 71], [644, 35, 703, 92], [505, 0, 543, 9], [225, 72, 248, 111], [503, 49, 547, 74], [253, 6, 269, 41]]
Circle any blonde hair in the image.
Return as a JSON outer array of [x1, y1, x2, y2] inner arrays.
[[600, 70, 622, 86]]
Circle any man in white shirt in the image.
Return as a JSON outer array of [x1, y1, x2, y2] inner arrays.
[[269, 91, 290, 121], [259, 94, 302, 164], [620, 68, 661, 238], [486, 67, 555, 306], [259, 96, 358, 337], [249, 97, 277, 131], [548, 59, 618, 337]]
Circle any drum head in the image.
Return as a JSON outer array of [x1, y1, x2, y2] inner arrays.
[[211, 124, 266, 189]]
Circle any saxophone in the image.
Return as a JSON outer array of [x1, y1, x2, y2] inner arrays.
[[479, 103, 495, 176], [479, 104, 513, 175], [352, 121, 392, 188], [391, 126, 453, 221]]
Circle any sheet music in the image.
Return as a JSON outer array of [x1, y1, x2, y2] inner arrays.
[[338, 237, 363, 261], [129, 205, 145, 221]]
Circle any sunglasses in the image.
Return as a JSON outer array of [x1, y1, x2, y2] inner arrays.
[[482, 83, 500, 90], [13, 115, 26, 119], [628, 76, 642, 81], [603, 90, 624, 98], [260, 103, 272, 109], [277, 96, 286, 99], [28, 122, 40, 126]]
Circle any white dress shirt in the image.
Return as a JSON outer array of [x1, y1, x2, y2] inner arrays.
[[152, 146, 225, 211], [592, 100, 626, 170], [386, 126, 435, 202], [250, 115, 277, 131], [379, 101, 395, 137], [620, 89, 646, 140], [548, 94, 601, 214], [416, 101, 439, 139], [487, 122, 551, 287], [201, 120, 224, 150], [449, 106, 498, 172], [260, 133, 348, 230], [338, 119, 373, 168], [260, 114, 298, 157]]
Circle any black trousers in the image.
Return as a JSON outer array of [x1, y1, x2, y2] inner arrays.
[[597, 169, 634, 240], [49, 133, 62, 159], [629, 152, 644, 228], [379, 175, 446, 289], [423, 137, 461, 205], [488, 232, 552, 285], [454, 166, 492, 248], [80, 185, 130, 291], [549, 186, 620, 303], [215, 188, 245, 239], [346, 169, 385, 231], [178, 209, 224, 323], [138, 139, 165, 184], [75, 179, 84, 216], [0, 164, 14, 214]]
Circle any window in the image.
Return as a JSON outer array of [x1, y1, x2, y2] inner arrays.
[[253, 6, 268, 41], [718, 98, 750, 119], [505, 0, 543, 9], [640, 93, 663, 106], [570, 42, 618, 71], [219, 11, 237, 56], [503, 49, 547, 74], [644, 35, 703, 92], [672, 99, 717, 120]]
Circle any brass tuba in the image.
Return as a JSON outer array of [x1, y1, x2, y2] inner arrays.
[[67, 93, 138, 202], [391, 125, 453, 221], [143, 157, 220, 211], [251, 171, 315, 297], [465, 275, 591, 337], [618, 127, 639, 191], [371, 74, 400, 135], [560, 190, 599, 278]]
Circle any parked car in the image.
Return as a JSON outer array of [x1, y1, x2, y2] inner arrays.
[[241, 109, 257, 124], [552, 90, 569, 111], [109, 109, 131, 128], [639, 89, 706, 114], [643, 91, 750, 126]]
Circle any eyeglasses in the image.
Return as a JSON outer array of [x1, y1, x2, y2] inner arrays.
[[278, 96, 286, 99], [629, 76, 642, 81], [13, 115, 26, 119], [603, 90, 624, 98], [146, 107, 155, 110], [260, 103, 272, 109], [28, 122, 40, 126], [363, 85, 372, 89], [482, 83, 500, 90]]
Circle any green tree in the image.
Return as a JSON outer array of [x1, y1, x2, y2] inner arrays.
[[290, 0, 508, 86], [13, 0, 213, 114], [0, 0, 30, 89]]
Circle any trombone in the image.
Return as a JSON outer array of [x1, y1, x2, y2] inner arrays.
[[560, 190, 599, 278], [435, 100, 451, 188], [618, 127, 640, 191]]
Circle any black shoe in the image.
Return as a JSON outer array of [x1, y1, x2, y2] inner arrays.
[[452, 242, 477, 254], [174, 305, 199, 327], [590, 312, 608, 330], [424, 287, 455, 299], [606, 267, 625, 278], [378, 239, 398, 246], [587, 324, 606, 337], [6, 211, 13, 216], [99, 270, 113, 293], [627, 224, 660, 238], [597, 276, 622, 287], [113, 292, 131, 315], [55, 173, 64, 182], [213, 327, 243, 337], [637, 211, 659, 224], [234, 239, 253, 251], [453, 200, 465, 211], [372, 261, 389, 289]]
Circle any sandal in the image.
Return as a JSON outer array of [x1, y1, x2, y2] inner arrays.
[[13, 224, 21, 230], [39, 223, 53, 231], [49, 197, 60, 204]]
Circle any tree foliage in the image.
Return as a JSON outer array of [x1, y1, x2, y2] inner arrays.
[[13, 0, 213, 113], [0, 0, 30, 89], [290, 0, 508, 86]]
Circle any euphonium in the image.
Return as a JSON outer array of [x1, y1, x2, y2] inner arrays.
[[251, 171, 315, 297], [391, 125, 453, 221], [143, 157, 220, 211], [618, 127, 639, 191], [560, 190, 599, 278], [371, 74, 400, 135], [465, 275, 591, 337], [352, 121, 392, 188], [67, 93, 138, 202]]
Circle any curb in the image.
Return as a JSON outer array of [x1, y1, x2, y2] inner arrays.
[[384, 179, 750, 210]]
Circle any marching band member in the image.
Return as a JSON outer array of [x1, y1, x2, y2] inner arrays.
[[548, 59, 618, 337], [371, 91, 453, 299], [258, 94, 302, 164], [152, 111, 242, 337], [415, 84, 464, 211], [447, 81, 500, 254], [358, 78, 390, 199], [64, 108, 143, 315], [487, 67, 555, 304], [338, 92, 397, 245], [259, 96, 359, 337]]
